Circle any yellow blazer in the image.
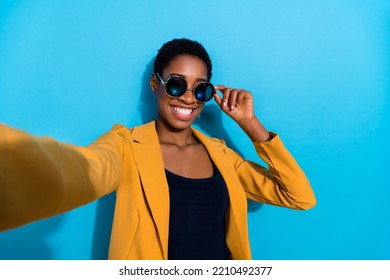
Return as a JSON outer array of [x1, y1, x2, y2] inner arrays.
[[0, 121, 316, 259]]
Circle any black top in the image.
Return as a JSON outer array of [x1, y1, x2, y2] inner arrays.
[[165, 164, 231, 260]]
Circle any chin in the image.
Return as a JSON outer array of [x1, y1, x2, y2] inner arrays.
[[167, 119, 195, 131]]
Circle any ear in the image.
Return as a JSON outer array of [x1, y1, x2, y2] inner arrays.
[[150, 73, 159, 93]]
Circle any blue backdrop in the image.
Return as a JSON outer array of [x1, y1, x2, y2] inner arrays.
[[0, 0, 389, 260]]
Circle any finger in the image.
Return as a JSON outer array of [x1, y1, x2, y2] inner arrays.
[[213, 91, 223, 107], [228, 89, 241, 110], [216, 85, 241, 109], [236, 91, 245, 106], [236, 90, 250, 106], [220, 87, 231, 108], [214, 85, 227, 91], [214, 92, 232, 115], [214, 85, 230, 107]]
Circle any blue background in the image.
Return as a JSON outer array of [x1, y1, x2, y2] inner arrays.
[[0, 0, 389, 260]]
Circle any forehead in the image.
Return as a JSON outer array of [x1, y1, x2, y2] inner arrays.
[[163, 55, 208, 79]]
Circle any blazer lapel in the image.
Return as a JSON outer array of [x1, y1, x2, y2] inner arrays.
[[130, 121, 170, 259]]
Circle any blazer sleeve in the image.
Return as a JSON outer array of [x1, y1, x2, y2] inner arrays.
[[0, 123, 126, 231], [228, 133, 316, 210]]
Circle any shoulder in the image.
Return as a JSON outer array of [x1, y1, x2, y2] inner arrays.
[[110, 121, 158, 144]]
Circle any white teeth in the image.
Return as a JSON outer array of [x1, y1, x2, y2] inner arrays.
[[173, 107, 193, 116]]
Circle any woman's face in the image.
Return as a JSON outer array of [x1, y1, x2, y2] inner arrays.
[[152, 55, 209, 131]]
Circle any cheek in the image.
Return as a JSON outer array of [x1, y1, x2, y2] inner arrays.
[[156, 92, 170, 111], [194, 104, 204, 117], [194, 105, 207, 118]]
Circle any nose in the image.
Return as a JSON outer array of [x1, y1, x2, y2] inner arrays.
[[178, 88, 197, 103]]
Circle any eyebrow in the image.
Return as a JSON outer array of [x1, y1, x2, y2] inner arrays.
[[168, 73, 208, 82]]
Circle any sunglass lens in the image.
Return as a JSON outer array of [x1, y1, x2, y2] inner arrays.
[[166, 77, 186, 97], [195, 83, 214, 102]]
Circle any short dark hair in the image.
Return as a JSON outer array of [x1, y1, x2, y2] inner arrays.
[[153, 38, 213, 81]]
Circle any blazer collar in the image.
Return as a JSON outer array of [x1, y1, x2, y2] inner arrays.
[[130, 121, 159, 144]]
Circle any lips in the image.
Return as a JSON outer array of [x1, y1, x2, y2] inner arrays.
[[170, 105, 196, 120]]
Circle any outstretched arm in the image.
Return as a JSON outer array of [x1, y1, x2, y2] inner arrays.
[[0, 124, 124, 231]]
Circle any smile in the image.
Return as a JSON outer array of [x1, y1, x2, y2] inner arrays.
[[173, 106, 193, 116], [170, 106, 196, 120]]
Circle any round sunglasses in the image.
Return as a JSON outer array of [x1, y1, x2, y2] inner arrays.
[[155, 72, 215, 102]]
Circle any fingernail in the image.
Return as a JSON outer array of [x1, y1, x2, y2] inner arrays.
[[230, 105, 235, 110], [223, 101, 227, 107]]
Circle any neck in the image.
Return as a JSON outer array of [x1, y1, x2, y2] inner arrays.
[[155, 119, 197, 148]]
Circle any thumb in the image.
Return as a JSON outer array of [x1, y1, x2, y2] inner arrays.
[[213, 92, 223, 107]]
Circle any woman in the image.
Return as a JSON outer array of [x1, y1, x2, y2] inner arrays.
[[0, 38, 316, 260]]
